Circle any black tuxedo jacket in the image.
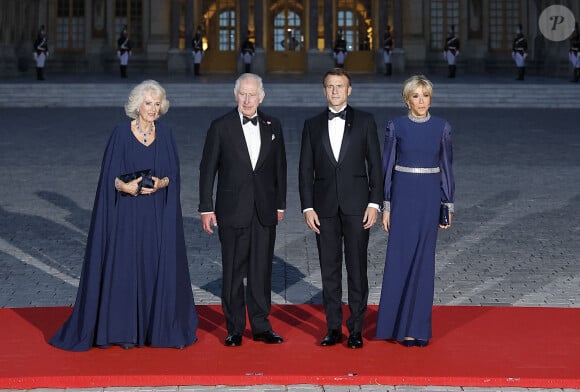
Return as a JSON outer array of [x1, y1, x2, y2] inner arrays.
[[299, 105, 382, 217], [199, 108, 287, 228]]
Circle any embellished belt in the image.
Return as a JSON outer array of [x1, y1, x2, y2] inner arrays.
[[395, 165, 440, 174]]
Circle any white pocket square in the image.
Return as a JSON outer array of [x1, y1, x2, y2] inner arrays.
[[272, 134, 276, 140]]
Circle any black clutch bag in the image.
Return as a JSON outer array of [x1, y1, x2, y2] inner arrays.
[[439, 204, 450, 226], [119, 169, 154, 191]]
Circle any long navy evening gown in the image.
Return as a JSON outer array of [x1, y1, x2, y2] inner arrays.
[[375, 115, 454, 342], [50, 121, 198, 351]]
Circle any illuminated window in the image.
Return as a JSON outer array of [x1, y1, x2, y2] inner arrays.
[[115, 0, 143, 50], [56, 0, 85, 50], [430, 0, 459, 50], [489, 0, 520, 50], [337, 0, 372, 51], [218, 10, 236, 51], [274, 9, 302, 51]]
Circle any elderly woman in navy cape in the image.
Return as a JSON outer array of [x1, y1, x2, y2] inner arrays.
[[50, 80, 198, 351]]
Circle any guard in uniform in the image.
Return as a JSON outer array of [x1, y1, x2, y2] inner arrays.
[[443, 25, 460, 78], [116, 26, 132, 78], [333, 30, 347, 68], [240, 32, 255, 74], [192, 26, 204, 76], [383, 26, 393, 76], [512, 24, 528, 81], [569, 23, 580, 83], [33, 25, 49, 81]]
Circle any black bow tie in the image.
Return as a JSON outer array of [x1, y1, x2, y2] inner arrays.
[[243, 115, 259, 125], [328, 109, 346, 120]]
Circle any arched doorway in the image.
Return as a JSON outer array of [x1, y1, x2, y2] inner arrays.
[[336, 0, 374, 72], [200, 0, 237, 72], [267, 0, 306, 72]]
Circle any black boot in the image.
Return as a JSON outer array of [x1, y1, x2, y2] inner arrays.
[[36, 67, 44, 80], [573, 68, 580, 82], [386, 63, 392, 76], [194, 63, 200, 76], [120, 65, 127, 78], [245, 64, 251, 73], [449, 65, 456, 78], [516, 67, 524, 80]]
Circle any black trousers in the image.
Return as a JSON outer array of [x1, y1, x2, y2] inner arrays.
[[218, 213, 276, 335], [316, 211, 369, 334]]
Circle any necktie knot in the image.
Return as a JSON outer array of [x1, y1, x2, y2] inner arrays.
[[328, 109, 346, 121], [243, 115, 258, 125]]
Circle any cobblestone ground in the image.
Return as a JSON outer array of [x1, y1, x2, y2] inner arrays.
[[0, 106, 578, 392]]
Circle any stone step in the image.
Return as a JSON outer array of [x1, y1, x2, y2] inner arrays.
[[0, 83, 578, 108]]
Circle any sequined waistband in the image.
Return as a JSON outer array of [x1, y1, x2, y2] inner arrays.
[[395, 165, 440, 174]]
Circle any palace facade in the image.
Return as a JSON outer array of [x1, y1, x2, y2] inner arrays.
[[1, 0, 578, 77]]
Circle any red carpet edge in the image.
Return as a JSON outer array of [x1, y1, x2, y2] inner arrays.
[[1, 305, 579, 389]]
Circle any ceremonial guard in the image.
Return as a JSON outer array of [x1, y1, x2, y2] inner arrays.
[[33, 25, 49, 81], [512, 24, 528, 81], [333, 30, 347, 68], [240, 33, 255, 73], [443, 25, 460, 78], [192, 26, 204, 76], [383, 27, 393, 76], [116, 26, 132, 78], [569, 23, 580, 83]]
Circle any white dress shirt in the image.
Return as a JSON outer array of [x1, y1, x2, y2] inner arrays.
[[328, 106, 346, 161], [240, 112, 261, 170]]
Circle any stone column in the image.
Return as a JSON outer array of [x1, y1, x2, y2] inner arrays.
[[168, 0, 186, 72], [308, 0, 333, 73], [324, 0, 332, 50], [147, 1, 170, 63], [253, 0, 266, 75], [392, 0, 405, 73]]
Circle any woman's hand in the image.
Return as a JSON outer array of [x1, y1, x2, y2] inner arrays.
[[140, 176, 169, 195], [115, 176, 142, 196]]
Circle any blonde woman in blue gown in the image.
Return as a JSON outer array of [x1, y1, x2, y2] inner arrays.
[[376, 75, 455, 347]]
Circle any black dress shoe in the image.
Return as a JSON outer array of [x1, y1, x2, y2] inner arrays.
[[253, 330, 284, 344], [347, 332, 363, 349], [224, 334, 242, 347], [415, 339, 429, 347], [320, 329, 343, 346]]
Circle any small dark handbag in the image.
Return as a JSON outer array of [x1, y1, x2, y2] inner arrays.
[[439, 204, 450, 226], [119, 169, 154, 191]]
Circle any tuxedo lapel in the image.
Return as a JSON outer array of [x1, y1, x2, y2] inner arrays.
[[337, 106, 353, 165], [254, 114, 273, 170], [320, 112, 337, 166], [227, 110, 253, 170]]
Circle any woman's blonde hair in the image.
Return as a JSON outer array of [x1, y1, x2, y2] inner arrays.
[[401, 74, 433, 104], [124, 80, 170, 119]]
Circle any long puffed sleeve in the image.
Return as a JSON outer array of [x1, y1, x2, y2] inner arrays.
[[382, 120, 397, 211], [440, 121, 455, 211]]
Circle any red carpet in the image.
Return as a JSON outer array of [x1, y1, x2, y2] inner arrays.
[[1, 305, 579, 389]]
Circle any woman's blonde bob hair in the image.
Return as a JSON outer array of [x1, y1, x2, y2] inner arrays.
[[124, 80, 170, 119], [401, 74, 433, 104]]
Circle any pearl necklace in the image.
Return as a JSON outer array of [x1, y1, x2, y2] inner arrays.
[[408, 112, 431, 123], [136, 118, 155, 143]]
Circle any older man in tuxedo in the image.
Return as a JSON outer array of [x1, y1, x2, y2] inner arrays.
[[199, 73, 287, 347], [299, 68, 383, 349]]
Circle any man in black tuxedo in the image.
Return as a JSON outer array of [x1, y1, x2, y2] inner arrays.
[[199, 73, 287, 347], [299, 68, 382, 349]]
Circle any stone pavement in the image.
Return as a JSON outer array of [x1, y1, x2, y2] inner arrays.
[[0, 73, 579, 392]]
